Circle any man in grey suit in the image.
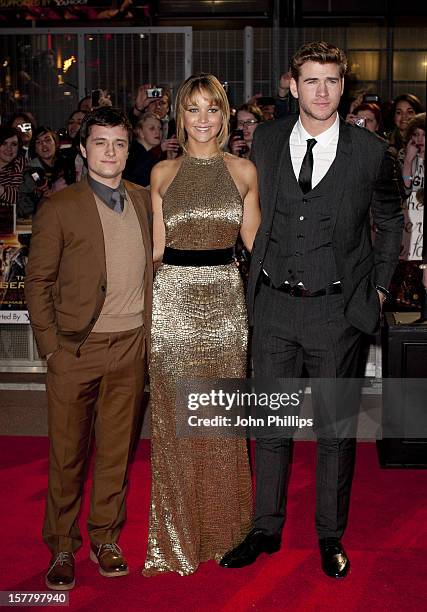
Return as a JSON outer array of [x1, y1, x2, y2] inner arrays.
[[220, 42, 403, 577]]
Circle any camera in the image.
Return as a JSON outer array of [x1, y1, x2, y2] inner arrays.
[[233, 129, 244, 140], [231, 129, 248, 157], [147, 88, 163, 99], [363, 94, 380, 104], [17, 122, 32, 133], [354, 117, 366, 128]]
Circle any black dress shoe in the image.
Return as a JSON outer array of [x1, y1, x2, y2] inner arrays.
[[45, 552, 75, 590], [319, 538, 350, 578], [220, 529, 281, 568]]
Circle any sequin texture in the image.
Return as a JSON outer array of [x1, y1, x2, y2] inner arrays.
[[143, 154, 253, 576]]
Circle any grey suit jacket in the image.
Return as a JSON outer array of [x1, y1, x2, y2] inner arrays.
[[247, 115, 403, 335]]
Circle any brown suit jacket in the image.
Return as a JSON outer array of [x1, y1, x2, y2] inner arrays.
[[25, 177, 153, 358]]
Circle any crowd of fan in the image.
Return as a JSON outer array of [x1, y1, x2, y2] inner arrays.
[[0, 77, 425, 273]]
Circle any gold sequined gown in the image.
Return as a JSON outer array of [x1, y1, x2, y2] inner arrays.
[[143, 154, 253, 576]]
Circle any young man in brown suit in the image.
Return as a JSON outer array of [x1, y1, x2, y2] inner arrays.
[[25, 107, 153, 590]]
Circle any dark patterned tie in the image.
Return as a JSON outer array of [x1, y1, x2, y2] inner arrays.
[[298, 138, 317, 194], [110, 190, 123, 213]]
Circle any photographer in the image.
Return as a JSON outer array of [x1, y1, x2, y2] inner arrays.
[[228, 103, 263, 158], [17, 127, 76, 219], [130, 84, 176, 139], [7, 112, 36, 161], [347, 102, 383, 135], [124, 112, 179, 187]]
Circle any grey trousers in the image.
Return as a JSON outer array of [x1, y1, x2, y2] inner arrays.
[[252, 282, 363, 539]]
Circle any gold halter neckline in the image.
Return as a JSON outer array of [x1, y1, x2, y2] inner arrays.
[[184, 151, 225, 165]]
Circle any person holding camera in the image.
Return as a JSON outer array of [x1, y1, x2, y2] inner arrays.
[[7, 112, 36, 162], [229, 103, 263, 159], [17, 126, 76, 219], [124, 111, 179, 187], [347, 102, 383, 135], [131, 84, 176, 138]]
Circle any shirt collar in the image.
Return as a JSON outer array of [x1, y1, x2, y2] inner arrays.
[[296, 113, 340, 148], [87, 174, 126, 210]]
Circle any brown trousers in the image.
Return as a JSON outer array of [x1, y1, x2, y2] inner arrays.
[[43, 326, 146, 554]]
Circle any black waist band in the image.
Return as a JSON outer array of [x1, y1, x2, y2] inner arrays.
[[163, 247, 235, 266], [261, 274, 342, 297]]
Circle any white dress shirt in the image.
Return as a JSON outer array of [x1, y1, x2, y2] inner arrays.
[[290, 114, 340, 188]]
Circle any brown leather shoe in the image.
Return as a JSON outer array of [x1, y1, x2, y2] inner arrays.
[[45, 552, 75, 591], [90, 543, 129, 577]]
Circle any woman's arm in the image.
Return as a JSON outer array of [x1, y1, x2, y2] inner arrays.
[[401, 140, 418, 189], [240, 160, 261, 252], [151, 164, 167, 265]]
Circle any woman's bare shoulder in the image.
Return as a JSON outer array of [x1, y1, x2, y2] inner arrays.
[[223, 152, 257, 177], [151, 157, 182, 182], [152, 156, 185, 197], [152, 157, 182, 177]]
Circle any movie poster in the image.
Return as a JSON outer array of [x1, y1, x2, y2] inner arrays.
[[0, 0, 151, 23], [0, 203, 31, 324]]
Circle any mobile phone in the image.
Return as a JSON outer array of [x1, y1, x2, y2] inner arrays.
[[363, 94, 380, 104], [31, 171, 46, 186], [232, 129, 248, 157], [17, 122, 32, 133], [91, 89, 103, 108], [146, 88, 163, 99]]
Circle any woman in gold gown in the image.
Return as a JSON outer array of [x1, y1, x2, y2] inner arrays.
[[143, 74, 260, 576]]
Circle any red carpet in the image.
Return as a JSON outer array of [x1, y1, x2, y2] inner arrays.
[[1, 437, 426, 611]]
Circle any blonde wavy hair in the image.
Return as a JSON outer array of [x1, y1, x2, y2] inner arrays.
[[175, 73, 230, 151]]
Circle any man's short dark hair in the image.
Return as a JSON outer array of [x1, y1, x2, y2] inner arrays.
[[80, 107, 132, 147], [291, 41, 347, 80]]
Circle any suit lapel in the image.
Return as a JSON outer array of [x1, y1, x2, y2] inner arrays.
[[76, 178, 107, 279], [330, 118, 352, 230], [264, 117, 298, 227], [124, 181, 152, 270]]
